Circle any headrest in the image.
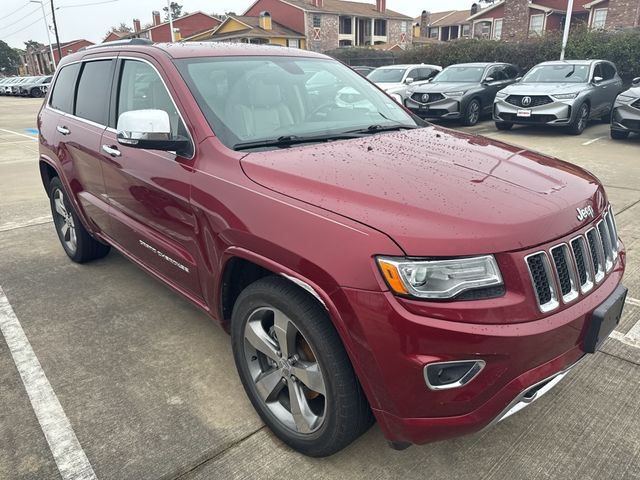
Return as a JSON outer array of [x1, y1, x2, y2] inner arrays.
[[248, 75, 283, 108]]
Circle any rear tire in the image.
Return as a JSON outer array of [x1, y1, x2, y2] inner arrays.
[[30, 87, 43, 98], [567, 102, 589, 135], [231, 276, 373, 457], [610, 129, 629, 140], [461, 98, 481, 126], [495, 122, 513, 131], [48, 177, 110, 263]]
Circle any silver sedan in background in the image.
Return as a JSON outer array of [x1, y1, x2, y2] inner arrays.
[[494, 60, 623, 135], [610, 77, 640, 140]]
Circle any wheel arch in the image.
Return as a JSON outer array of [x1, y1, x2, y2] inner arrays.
[[39, 157, 58, 197]]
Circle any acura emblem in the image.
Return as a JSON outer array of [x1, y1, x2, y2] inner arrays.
[[576, 205, 595, 222], [521, 96, 532, 107], [422, 93, 430, 103]]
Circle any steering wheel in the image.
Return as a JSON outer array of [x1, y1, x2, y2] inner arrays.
[[308, 103, 338, 120]]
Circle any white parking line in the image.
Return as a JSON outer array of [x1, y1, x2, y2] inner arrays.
[[582, 136, 605, 146], [626, 297, 640, 308], [0, 287, 98, 480], [0, 216, 53, 233]]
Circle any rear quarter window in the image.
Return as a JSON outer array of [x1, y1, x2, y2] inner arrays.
[[49, 63, 80, 113]]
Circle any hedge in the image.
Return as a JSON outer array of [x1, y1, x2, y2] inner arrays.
[[327, 28, 640, 81]]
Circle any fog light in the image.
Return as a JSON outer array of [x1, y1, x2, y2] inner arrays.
[[424, 360, 485, 390]]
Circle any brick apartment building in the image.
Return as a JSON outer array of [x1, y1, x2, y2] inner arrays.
[[105, 11, 221, 43], [20, 39, 94, 75], [414, 0, 639, 44], [244, 0, 414, 51]]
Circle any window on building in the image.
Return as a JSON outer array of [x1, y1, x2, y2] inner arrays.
[[339, 39, 353, 47], [428, 27, 439, 38], [493, 18, 503, 40], [75, 60, 114, 125], [374, 19, 387, 36], [529, 14, 544, 36], [313, 15, 321, 28], [339, 16, 352, 34], [401, 21, 407, 34], [592, 8, 607, 29], [462, 24, 470, 37], [49, 63, 80, 114], [288, 38, 300, 48]]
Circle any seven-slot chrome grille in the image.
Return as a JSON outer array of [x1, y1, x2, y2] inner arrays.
[[526, 206, 619, 313]]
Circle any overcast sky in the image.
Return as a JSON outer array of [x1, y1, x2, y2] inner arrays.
[[1, 0, 474, 49]]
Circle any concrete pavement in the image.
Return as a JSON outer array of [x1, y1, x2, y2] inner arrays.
[[0, 97, 638, 480]]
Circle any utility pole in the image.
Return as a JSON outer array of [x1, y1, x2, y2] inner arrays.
[[167, 0, 175, 42], [50, 0, 62, 60], [560, 0, 574, 60], [30, 0, 56, 71]]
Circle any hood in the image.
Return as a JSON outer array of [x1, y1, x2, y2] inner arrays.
[[502, 82, 587, 95], [240, 127, 606, 256], [621, 86, 640, 97], [410, 82, 477, 94]]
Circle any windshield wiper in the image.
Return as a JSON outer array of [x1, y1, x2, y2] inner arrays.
[[233, 133, 364, 151], [345, 124, 419, 135]]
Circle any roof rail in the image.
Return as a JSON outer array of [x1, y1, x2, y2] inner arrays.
[[80, 38, 153, 51]]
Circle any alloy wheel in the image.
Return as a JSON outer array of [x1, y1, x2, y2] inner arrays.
[[243, 307, 327, 434], [468, 101, 480, 125], [577, 105, 589, 132], [52, 188, 77, 254]]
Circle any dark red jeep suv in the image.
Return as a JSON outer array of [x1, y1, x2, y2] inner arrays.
[[37, 40, 626, 457]]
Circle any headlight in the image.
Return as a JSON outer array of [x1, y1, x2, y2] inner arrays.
[[552, 93, 579, 100], [376, 255, 503, 300], [616, 94, 635, 103], [495, 91, 508, 98], [444, 91, 466, 97], [390, 93, 403, 104]]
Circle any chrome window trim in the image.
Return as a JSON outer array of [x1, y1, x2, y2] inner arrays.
[[570, 235, 594, 294], [550, 243, 579, 304], [45, 55, 196, 160], [423, 359, 486, 391], [525, 251, 559, 313], [586, 227, 606, 283]]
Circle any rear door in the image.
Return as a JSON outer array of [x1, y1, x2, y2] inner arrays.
[[481, 65, 509, 113], [49, 57, 115, 233], [99, 56, 202, 300], [601, 62, 623, 111]]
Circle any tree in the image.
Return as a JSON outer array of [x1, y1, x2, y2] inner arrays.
[[0, 40, 21, 76], [163, 2, 184, 20], [24, 40, 43, 50], [105, 22, 133, 38]]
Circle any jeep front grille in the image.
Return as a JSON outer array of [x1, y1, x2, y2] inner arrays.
[[525, 206, 619, 313]]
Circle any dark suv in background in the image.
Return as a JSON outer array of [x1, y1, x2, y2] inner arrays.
[[404, 62, 520, 126]]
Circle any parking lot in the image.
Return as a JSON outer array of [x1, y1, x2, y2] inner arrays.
[[1, 96, 639, 480]]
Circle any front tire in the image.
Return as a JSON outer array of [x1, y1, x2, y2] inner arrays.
[[231, 276, 372, 457], [568, 102, 589, 135], [30, 87, 43, 98], [48, 177, 110, 263], [610, 129, 629, 140], [461, 98, 481, 126]]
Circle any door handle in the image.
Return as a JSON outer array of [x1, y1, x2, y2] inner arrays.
[[56, 125, 70, 135], [102, 145, 122, 157]]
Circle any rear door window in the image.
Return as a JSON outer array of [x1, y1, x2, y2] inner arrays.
[[74, 60, 114, 125], [49, 63, 80, 113], [601, 63, 616, 80]]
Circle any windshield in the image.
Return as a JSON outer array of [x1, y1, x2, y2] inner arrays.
[[522, 64, 590, 83], [367, 67, 407, 83], [432, 66, 485, 83], [175, 56, 418, 150]]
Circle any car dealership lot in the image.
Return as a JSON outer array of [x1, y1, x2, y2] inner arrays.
[[1, 97, 639, 480]]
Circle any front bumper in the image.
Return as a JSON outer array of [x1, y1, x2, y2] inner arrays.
[[494, 97, 575, 126], [335, 250, 625, 445], [611, 103, 640, 133], [405, 96, 461, 120]]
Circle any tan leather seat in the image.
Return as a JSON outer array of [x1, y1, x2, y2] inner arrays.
[[226, 74, 294, 140]]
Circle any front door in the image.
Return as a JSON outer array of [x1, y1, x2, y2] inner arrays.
[[100, 57, 202, 301]]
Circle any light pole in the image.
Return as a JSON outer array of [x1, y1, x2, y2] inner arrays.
[[560, 0, 574, 60], [167, 0, 175, 42], [30, 0, 57, 71]]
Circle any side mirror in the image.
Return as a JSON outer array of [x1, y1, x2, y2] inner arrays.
[[116, 109, 191, 155], [592, 76, 603, 84], [632, 77, 640, 86], [404, 77, 414, 84]]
